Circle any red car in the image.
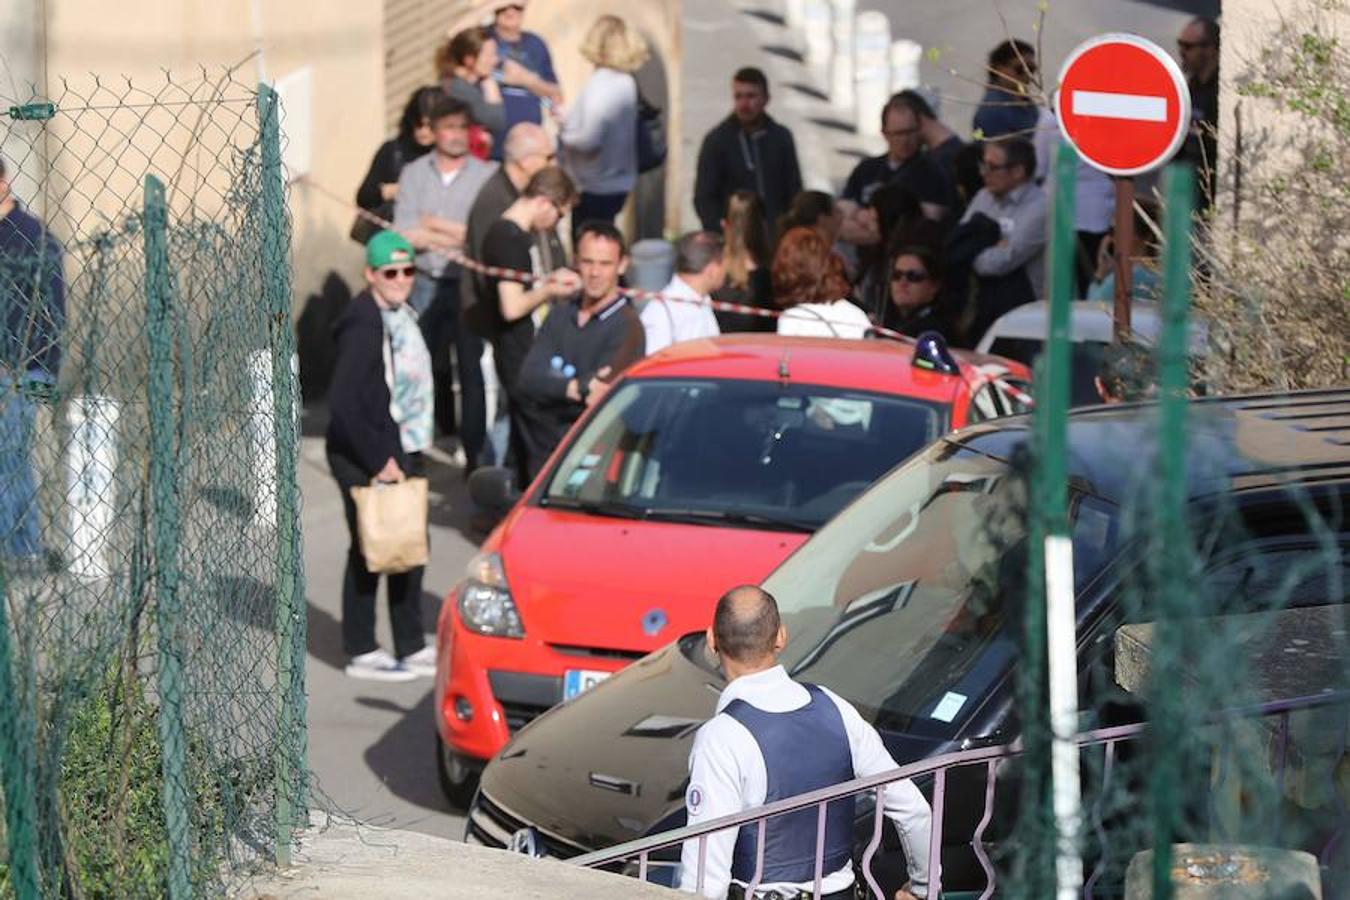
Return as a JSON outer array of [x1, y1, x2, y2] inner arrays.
[[434, 333, 1031, 804]]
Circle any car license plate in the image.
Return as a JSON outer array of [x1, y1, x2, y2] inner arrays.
[[563, 668, 609, 701]]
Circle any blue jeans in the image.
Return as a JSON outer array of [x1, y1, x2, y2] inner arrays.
[[0, 376, 42, 559]]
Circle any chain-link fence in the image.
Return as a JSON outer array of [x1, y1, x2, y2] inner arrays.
[[993, 159, 1349, 898], [0, 69, 305, 899]]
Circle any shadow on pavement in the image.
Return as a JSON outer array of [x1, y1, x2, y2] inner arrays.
[[422, 589, 446, 635], [740, 7, 785, 25], [760, 44, 804, 63], [362, 687, 458, 816], [307, 597, 348, 671]]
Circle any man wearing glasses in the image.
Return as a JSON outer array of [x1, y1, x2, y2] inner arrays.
[[487, 0, 564, 157], [957, 137, 1047, 339], [1176, 17, 1220, 206], [841, 94, 955, 221]]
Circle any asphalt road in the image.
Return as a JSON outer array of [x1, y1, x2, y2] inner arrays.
[[300, 408, 482, 841], [300, 0, 1220, 846]]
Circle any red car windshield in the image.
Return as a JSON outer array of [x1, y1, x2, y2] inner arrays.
[[540, 378, 945, 530]]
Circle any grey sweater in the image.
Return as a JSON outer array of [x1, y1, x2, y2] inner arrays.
[[560, 67, 638, 195], [393, 153, 498, 278]]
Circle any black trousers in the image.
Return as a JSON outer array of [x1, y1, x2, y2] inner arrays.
[[328, 449, 427, 659], [415, 274, 486, 466]]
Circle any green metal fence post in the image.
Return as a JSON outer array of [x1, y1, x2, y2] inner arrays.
[[0, 564, 40, 898], [257, 83, 306, 867], [1016, 140, 1080, 898], [145, 173, 194, 900], [1147, 163, 1196, 900]]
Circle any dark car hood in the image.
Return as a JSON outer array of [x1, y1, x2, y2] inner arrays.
[[479, 637, 723, 850]]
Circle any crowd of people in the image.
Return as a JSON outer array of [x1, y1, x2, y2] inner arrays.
[[334, 0, 1221, 678]]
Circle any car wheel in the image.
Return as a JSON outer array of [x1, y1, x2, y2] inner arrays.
[[436, 734, 479, 810]]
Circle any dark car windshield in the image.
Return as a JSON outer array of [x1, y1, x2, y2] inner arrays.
[[761, 438, 1119, 737], [541, 378, 944, 530]]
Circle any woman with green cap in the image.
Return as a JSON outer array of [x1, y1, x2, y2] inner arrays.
[[326, 230, 437, 681]]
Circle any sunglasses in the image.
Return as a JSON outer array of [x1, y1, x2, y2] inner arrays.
[[379, 266, 416, 280], [979, 161, 1011, 173], [891, 269, 930, 284], [1177, 39, 1211, 51]]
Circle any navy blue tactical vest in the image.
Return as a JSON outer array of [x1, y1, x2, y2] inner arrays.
[[724, 684, 856, 885]]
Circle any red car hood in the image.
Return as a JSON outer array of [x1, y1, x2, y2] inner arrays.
[[498, 507, 808, 652]]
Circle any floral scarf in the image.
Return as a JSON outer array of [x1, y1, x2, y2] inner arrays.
[[380, 304, 433, 454]]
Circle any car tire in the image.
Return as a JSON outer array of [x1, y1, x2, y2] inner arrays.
[[436, 734, 479, 810]]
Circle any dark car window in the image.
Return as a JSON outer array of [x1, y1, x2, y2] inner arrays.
[[988, 337, 1106, 408], [763, 440, 1118, 737], [541, 378, 944, 529]]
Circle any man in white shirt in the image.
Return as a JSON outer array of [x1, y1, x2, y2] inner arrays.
[[680, 585, 930, 900], [642, 231, 724, 354]]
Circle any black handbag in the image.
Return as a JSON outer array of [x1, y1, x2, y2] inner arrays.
[[635, 92, 667, 174], [350, 202, 393, 246]]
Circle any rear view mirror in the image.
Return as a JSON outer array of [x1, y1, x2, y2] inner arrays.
[[468, 466, 520, 513]]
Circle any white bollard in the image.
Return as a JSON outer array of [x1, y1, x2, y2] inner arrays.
[[66, 395, 121, 580], [854, 12, 894, 151], [889, 38, 924, 95], [802, 0, 833, 84], [829, 0, 857, 114]]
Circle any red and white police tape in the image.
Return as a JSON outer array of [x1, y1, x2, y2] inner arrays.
[[305, 179, 1035, 407]]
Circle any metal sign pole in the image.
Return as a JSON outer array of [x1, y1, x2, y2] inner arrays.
[[1113, 177, 1136, 341]]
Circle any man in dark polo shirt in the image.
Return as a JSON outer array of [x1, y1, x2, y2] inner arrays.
[[842, 94, 956, 220], [515, 221, 644, 478]]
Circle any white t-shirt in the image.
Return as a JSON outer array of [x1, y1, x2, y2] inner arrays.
[[641, 275, 721, 354], [776, 300, 871, 339]]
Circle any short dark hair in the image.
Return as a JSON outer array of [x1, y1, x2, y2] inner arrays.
[[1098, 341, 1158, 402], [675, 230, 724, 274], [988, 39, 1035, 72], [992, 136, 1037, 180], [713, 586, 781, 663], [576, 220, 628, 257], [891, 89, 936, 122], [1190, 16, 1220, 48], [0, 156, 6, 180], [428, 94, 471, 126], [891, 244, 945, 284], [733, 67, 769, 95], [880, 93, 921, 129], [522, 166, 578, 208]]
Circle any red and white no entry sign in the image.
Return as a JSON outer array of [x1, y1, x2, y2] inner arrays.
[[1054, 33, 1191, 177]]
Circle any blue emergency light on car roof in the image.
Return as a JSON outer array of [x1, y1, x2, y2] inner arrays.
[[911, 331, 960, 376]]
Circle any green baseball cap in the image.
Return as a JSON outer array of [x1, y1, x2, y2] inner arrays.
[[366, 230, 416, 269]]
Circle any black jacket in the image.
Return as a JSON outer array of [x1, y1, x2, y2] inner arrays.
[[694, 114, 802, 232], [355, 137, 430, 213], [325, 291, 405, 476]]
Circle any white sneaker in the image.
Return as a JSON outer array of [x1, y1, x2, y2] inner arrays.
[[400, 646, 438, 678], [345, 649, 417, 683]]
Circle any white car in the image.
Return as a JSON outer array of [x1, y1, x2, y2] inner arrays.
[[975, 300, 1208, 406]]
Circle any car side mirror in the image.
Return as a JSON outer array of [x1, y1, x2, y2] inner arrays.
[[468, 466, 521, 513]]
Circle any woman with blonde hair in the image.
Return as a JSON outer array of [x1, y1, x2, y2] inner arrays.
[[560, 15, 649, 241], [711, 190, 774, 332]]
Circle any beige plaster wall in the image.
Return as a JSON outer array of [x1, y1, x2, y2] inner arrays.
[[26, 0, 384, 312]]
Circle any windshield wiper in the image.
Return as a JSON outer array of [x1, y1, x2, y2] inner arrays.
[[641, 508, 816, 533], [538, 495, 647, 520]]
